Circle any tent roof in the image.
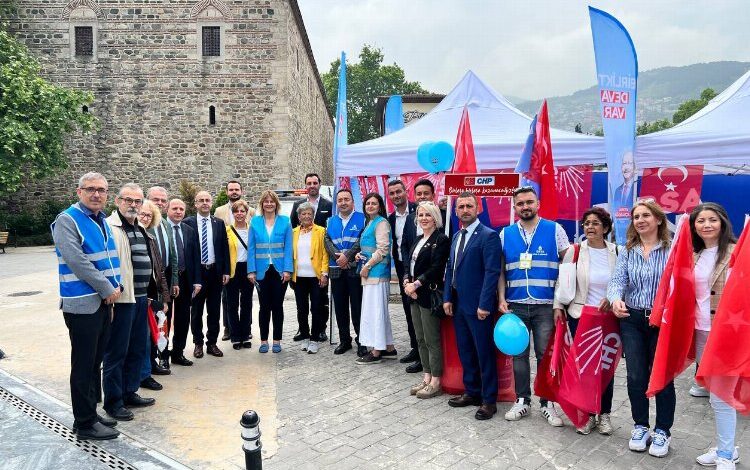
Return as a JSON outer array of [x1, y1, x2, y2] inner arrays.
[[635, 69, 750, 168], [337, 71, 606, 177]]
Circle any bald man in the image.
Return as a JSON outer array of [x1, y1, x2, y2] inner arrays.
[[183, 191, 230, 359]]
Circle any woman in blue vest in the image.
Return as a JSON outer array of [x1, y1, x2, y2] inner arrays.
[[248, 190, 293, 354], [355, 193, 397, 364]]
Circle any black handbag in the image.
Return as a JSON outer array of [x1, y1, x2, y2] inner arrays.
[[429, 284, 446, 318]]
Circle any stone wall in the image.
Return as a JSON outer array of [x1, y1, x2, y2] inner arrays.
[[9, 0, 333, 204]]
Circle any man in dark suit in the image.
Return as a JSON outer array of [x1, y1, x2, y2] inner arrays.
[[184, 191, 230, 359], [443, 191, 502, 420], [291, 173, 333, 342], [386, 179, 420, 371], [166, 199, 202, 366]]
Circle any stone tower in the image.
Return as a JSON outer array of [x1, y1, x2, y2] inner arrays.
[[8, 0, 333, 202]]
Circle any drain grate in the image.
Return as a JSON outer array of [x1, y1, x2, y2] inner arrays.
[[0, 387, 137, 470], [7, 291, 43, 297]]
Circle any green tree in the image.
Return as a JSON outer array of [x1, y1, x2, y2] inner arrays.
[[672, 88, 717, 124], [321, 45, 428, 144], [0, 28, 97, 197], [636, 118, 672, 135]]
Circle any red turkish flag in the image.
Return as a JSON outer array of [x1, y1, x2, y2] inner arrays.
[[639, 165, 704, 214], [451, 106, 477, 173], [534, 318, 571, 402], [647, 217, 697, 397], [399, 172, 444, 203], [147, 303, 159, 346], [337, 176, 351, 191], [556, 165, 593, 220], [533, 101, 559, 220], [697, 222, 750, 414]]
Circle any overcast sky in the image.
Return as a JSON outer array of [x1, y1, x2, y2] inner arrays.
[[298, 0, 750, 101]]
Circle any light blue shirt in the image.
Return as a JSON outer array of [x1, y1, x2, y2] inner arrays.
[[607, 243, 670, 309]]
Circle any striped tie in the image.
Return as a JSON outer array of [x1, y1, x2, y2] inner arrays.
[[201, 217, 209, 264]]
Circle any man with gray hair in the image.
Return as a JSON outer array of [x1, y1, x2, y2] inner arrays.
[[103, 183, 156, 422], [52, 172, 121, 440]]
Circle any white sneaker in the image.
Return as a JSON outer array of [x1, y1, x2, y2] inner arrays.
[[629, 425, 651, 452], [307, 341, 319, 354], [697, 447, 740, 466], [716, 457, 736, 470], [690, 383, 710, 397], [648, 429, 671, 457], [504, 398, 530, 421], [300, 339, 309, 351], [540, 402, 564, 427], [597, 413, 613, 435]]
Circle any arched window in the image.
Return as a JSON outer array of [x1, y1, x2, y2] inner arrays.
[[209, 105, 216, 125]]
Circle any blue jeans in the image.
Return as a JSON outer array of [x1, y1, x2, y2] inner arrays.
[[711, 393, 737, 459], [103, 296, 148, 412], [620, 307, 676, 435], [509, 302, 555, 406]]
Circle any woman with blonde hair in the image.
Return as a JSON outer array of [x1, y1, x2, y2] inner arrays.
[[607, 200, 673, 457], [226, 199, 254, 350]]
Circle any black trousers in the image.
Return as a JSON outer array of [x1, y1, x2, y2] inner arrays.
[[318, 284, 329, 334], [331, 274, 362, 345], [395, 260, 418, 350], [258, 266, 287, 341], [293, 277, 324, 339], [64, 302, 111, 429], [171, 270, 192, 358], [226, 262, 254, 343], [191, 264, 222, 346]]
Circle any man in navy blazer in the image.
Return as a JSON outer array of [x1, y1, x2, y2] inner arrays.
[[184, 191, 230, 359], [443, 192, 502, 420]]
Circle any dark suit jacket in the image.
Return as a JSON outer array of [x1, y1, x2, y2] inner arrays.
[[174, 222, 202, 287], [388, 201, 417, 269], [183, 215, 230, 277], [443, 222, 502, 315], [405, 231, 450, 309], [290, 197, 333, 228]]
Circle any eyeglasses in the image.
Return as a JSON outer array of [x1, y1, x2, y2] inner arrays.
[[81, 187, 108, 195], [139, 213, 153, 219], [119, 197, 143, 206]]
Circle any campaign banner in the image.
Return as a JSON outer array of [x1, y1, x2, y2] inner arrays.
[[589, 7, 638, 243], [444, 173, 519, 197], [640, 165, 704, 214], [384, 95, 404, 135]]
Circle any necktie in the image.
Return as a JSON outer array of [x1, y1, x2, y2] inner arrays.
[[452, 229, 468, 288], [201, 217, 209, 264], [157, 224, 167, 267], [174, 225, 185, 272]]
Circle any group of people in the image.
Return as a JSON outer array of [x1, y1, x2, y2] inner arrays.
[[55, 172, 742, 469]]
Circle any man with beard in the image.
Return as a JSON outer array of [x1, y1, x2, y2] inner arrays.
[[498, 187, 569, 427]]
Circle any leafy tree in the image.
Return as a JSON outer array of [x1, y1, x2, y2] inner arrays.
[[636, 119, 672, 135], [0, 27, 97, 197], [321, 45, 428, 144], [672, 88, 717, 124]]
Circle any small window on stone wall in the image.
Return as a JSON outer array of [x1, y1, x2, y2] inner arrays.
[[209, 105, 216, 125], [75, 26, 94, 56], [202, 26, 221, 57], [82, 105, 89, 113]]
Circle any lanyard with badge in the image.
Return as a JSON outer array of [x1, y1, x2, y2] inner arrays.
[[518, 222, 539, 270]]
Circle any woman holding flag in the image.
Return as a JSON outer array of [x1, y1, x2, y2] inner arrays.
[[607, 200, 673, 457], [553, 207, 618, 435], [689, 203, 739, 469]]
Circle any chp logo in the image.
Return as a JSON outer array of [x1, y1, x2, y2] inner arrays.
[[463, 176, 496, 187]]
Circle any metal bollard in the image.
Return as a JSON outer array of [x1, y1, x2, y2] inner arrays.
[[241, 410, 262, 470]]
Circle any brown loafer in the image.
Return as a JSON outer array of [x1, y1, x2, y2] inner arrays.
[[475, 403, 497, 420], [206, 344, 224, 357], [193, 345, 204, 358], [448, 394, 482, 408], [410, 381, 428, 395], [416, 384, 442, 399]]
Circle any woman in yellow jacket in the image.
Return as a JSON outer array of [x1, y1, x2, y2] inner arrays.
[[225, 200, 254, 350], [292, 202, 329, 354]]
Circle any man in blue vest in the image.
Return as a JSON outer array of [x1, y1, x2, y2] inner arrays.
[[52, 172, 121, 440], [499, 187, 570, 426], [324, 189, 366, 356]]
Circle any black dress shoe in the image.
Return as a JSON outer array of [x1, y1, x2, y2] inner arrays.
[[171, 354, 193, 366], [242, 341, 252, 349], [399, 349, 419, 363], [151, 362, 171, 376], [97, 413, 118, 428], [448, 394, 482, 408], [206, 344, 224, 357], [356, 345, 368, 357], [221, 328, 231, 341], [334, 343, 352, 355], [140, 377, 163, 391], [475, 403, 497, 420], [293, 332, 310, 342], [106, 407, 134, 421], [76, 422, 120, 440], [405, 361, 423, 373], [317, 331, 328, 342], [233, 343, 242, 350], [124, 393, 155, 408], [193, 345, 204, 358], [159, 357, 170, 370]]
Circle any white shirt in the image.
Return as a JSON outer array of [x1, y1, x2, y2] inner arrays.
[[296, 231, 315, 277], [235, 228, 248, 263], [308, 195, 321, 217], [339, 211, 353, 227], [585, 246, 611, 306], [410, 236, 429, 277], [393, 207, 409, 261], [168, 219, 182, 267], [197, 214, 216, 264], [694, 246, 718, 331], [454, 218, 480, 264], [157, 221, 171, 267]]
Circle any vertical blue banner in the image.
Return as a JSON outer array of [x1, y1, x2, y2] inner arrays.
[[384, 95, 404, 135], [332, 51, 352, 212], [589, 7, 638, 243]]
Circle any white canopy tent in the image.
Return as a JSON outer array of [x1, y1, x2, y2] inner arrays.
[[336, 71, 606, 177]]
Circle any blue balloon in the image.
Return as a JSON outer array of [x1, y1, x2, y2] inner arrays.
[[429, 141, 455, 172], [494, 313, 530, 356], [417, 141, 437, 172]]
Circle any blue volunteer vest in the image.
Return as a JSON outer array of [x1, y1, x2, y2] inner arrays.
[[359, 216, 391, 279], [503, 218, 559, 302], [326, 211, 365, 268], [52, 205, 121, 299]]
